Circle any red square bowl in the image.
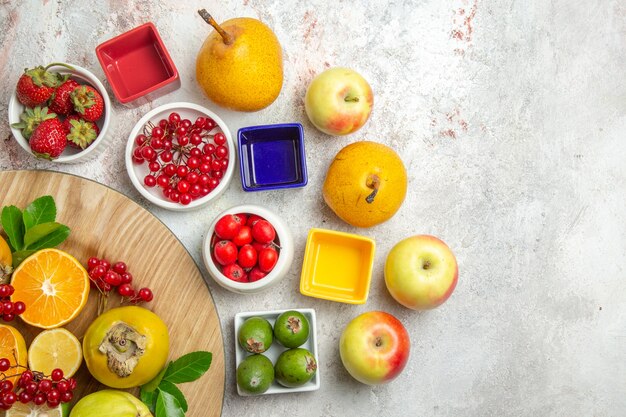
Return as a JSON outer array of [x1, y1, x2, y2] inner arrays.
[[96, 22, 180, 106]]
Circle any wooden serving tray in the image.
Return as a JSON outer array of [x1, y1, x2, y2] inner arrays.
[[0, 170, 224, 416]]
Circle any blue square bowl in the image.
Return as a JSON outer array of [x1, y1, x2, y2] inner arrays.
[[238, 123, 308, 191]]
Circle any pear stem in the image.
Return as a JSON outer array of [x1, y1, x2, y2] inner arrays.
[[344, 95, 360, 103], [365, 174, 380, 204], [198, 9, 234, 45]]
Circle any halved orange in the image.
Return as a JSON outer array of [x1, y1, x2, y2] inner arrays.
[[11, 248, 90, 329], [0, 324, 27, 384]]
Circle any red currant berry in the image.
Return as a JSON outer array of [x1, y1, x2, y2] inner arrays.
[[156, 174, 170, 188], [18, 391, 31, 404], [152, 126, 164, 138], [112, 262, 127, 274], [179, 194, 192, 205], [48, 398, 60, 408], [151, 137, 163, 149], [189, 184, 201, 197], [138, 288, 154, 302], [121, 272, 133, 284], [164, 164, 177, 177], [99, 259, 111, 270], [148, 161, 160, 172], [214, 132, 226, 145], [56, 380, 69, 393], [60, 391, 73, 403], [199, 174, 211, 185], [176, 165, 189, 178], [3, 391, 16, 405], [200, 186, 211, 196], [194, 116, 207, 129], [203, 143, 215, 155], [213, 170, 224, 179], [187, 157, 200, 169], [199, 163, 211, 173], [177, 180, 190, 194], [33, 393, 46, 405], [159, 119, 168, 129], [205, 118, 217, 130], [181, 119, 192, 129], [3, 301, 13, 314], [215, 145, 228, 159], [211, 159, 222, 171], [168, 112, 181, 124], [0, 358, 9, 373], [67, 378, 77, 390], [13, 301, 25, 315], [118, 284, 134, 297], [38, 379, 52, 393], [51, 368, 64, 382], [87, 257, 100, 269], [177, 134, 189, 146], [160, 150, 173, 163], [190, 133, 202, 146], [141, 146, 156, 161], [1, 380, 13, 392], [2, 313, 14, 322], [90, 265, 106, 279], [135, 134, 148, 146], [25, 381, 38, 395], [221, 158, 229, 169], [104, 270, 122, 286], [144, 175, 157, 187], [186, 171, 199, 184], [0, 285, 10, 298], [162, 138, 173, 150], [208, 178, 219, 189]]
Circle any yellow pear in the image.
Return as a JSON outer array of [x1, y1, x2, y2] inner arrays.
[[196, 9, 283, 112], [322, 141, 408, 228]]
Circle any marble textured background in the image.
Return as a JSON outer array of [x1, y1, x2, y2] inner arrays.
[[1, 0, 625, 416]]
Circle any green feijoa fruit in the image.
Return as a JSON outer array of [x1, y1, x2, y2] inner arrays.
[[274, 310, 310, 348], [274, 348, 317, 388], [236, 354, 275, 394], [238, 316, 273, 353]]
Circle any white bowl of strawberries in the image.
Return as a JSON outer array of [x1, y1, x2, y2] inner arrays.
[[202, 205, 294, 294], [8, 63, 112, 163]]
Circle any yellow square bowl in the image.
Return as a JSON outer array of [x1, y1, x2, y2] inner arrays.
[[299, 228, 375, 304]]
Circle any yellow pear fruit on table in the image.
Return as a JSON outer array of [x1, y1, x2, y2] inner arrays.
[[196, 9, 283, 112], [322, 141, 408, 228]]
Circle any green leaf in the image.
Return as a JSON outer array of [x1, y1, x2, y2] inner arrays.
[[156, 389, 185, 417], [158, 380, 188, 412], [25, 225, 70, 251], [140, 388, 158, 414], [12, 250, 36, 268], [23, 196, 56, 230], [142, 365, 168, 393], [23, 222, 62, 248], [1, 205, 24, 251], [163, 351, 212, 384]]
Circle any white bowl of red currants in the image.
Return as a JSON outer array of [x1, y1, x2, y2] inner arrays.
[[125, 102, 235, 211], [202, 205, 294, 294]]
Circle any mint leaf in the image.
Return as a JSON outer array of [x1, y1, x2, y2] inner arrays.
[[1, 206, 24, 251], [23, 196, 56, 230], [12, 250, 35, 268], [140, 389, 158, 413], [163, 351, 212, 384], [24, 222, 62, 248], [156, 389, 184, 417], [158, 380, 188, 412], [25, 225, 69, 251]]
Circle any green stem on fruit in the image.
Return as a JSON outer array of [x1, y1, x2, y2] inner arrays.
[[198, 9, 234, 45], [344, 95, 360, 103], [365, 174, 380, 204]]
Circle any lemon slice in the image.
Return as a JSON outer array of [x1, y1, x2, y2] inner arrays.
[[28, 328, 82, 378], [5, 402, 65, 417]]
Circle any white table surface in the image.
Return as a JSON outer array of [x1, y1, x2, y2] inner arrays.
[[1, 1, 625, 416]]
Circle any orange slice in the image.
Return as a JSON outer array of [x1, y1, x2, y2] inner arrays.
[[0, 324, 27, 384], [11, 248, 89, 329], [28, 328, 83, 378]]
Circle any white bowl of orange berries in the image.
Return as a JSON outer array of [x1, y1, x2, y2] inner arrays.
[[202, 205, 294, 294], [125, 102, 235, 211]]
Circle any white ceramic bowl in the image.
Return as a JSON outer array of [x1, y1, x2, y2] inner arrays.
[[8, 63, 114, 163], [125, 102, 235, 211], [202, 204, 294, 294], [234, 308, 320, 395]]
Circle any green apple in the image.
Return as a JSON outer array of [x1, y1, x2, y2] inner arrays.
[[384, 235, 458, 310], [304, 67, 373, 136], [339, 311, 410, 385]]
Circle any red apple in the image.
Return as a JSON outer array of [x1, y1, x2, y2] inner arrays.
[[339, 311, 410, 385], [304, 67, 373, 136], [385, 235, 458, 310]]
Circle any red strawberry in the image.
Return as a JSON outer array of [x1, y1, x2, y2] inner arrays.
[[10, 106, 55, 139], [29, 118, 67, 159], [70, 85, 104, 122], [15, 65, 65, 107], [66, 117, 100, 150], [48, 79, 80, 115]]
